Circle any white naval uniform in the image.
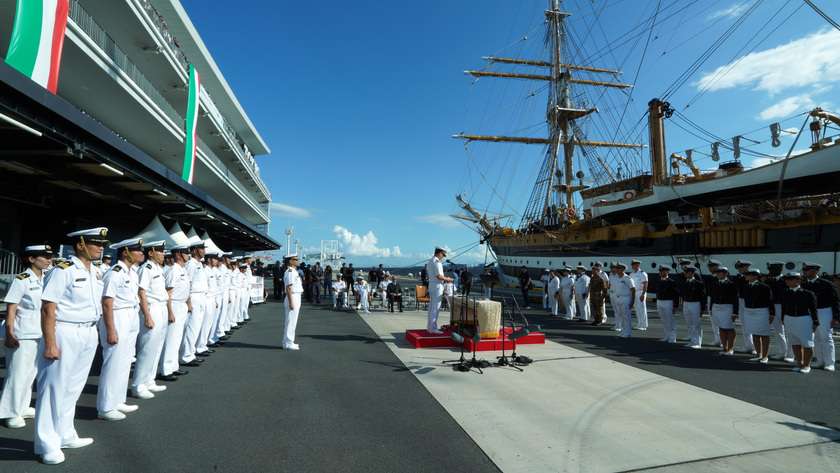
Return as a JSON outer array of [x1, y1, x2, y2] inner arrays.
[[560, 276, 576, 319], [283, 268, 304, 348], [548, 275, 561, 316], [427, 257, 445, 332], [609, 274, 620, 329], [196, 263, 217, 354], [34, 256, 103, 456], [333, 280, 346, 307], [181, 258, 207, 362], [575, 273, 591, 321], [0, 268, 43, 421], [244, 265, 253, 320], [771, 275, 793, 358], [132, 260, 169, 395], [737, 286, 756, 351], [211, 265, 229, 344], [612, 274, 635, 338], [629, 269, 648, 329], [97, 261, 140, 413], [237, 270, 248, 322], [355, 281, 371, 313], [226, 269, 239, 329], [161, 263, 190, 376], [378, 280, 389, 309], [540, 274, 550, 308]]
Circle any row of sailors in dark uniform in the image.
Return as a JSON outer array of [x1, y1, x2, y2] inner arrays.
[[654, 259, 839, 374]]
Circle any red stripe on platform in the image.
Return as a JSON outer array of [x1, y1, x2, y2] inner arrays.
[[405, 327, 545, 351]]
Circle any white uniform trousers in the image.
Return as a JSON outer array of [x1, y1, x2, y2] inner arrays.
[[132, 303, 168, 394], [0, 338, 39, 419], [34, 323, 98, 455], [181, 293, 206, 362], [683, 301, 703, 346], [550, 291, 560, 316], [542, 290, 549, 309], [813, 307, 836, 367], [562, 289, 576, 319], [427, 292, 443, 332], [196, 293, 217, 353], [160, 301, 188, 376], [602, 300, 608, 324], [213, 291, 229, 341], [708, 296, 721, 344], [283, 293, 301, 348], [97, 307, 139, 412], [240, 288, 249, 322], [576, 290, 591, 321], [656, 300, 677, 341], [633, 297, 648, 328], [613, 295, 632, 337], [737, 298, 756, 351], [227, 291, 239, 327], [484, 286, 492, 299], [771, 303, 792, 358]]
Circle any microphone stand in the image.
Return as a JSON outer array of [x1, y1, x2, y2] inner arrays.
[[443, 291, 471, 372], [511, 298, 534, 365], [497, 296, 523, 371]]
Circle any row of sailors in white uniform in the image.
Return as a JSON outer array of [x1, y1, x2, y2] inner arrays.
[[328, 274, 398, 311], [0, 228, 255, 465]]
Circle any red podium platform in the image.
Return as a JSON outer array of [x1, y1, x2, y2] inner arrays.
[[405, 327, 545, 351]]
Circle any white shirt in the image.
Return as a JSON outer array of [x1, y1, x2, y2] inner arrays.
[[379, 280, 390, 293], [560, 275, 575, 294], [206, 264, 217, 295], [41, 255, 103, 323], [575, 273, 590, 293], [630, 269, 648, 294], [138, 260, 169, 304], [333, 280, 346, 293], [102, 260, 139, 310], [284, 267, 303, 295], [540, 274, 550, 289], [185, 258, 208, 293], [213, 266, 224, 296], [428, 256, 445, 296], [354, 281, 370, 296], [3, 267, 43, 339], [165, 263, 191, 302], [612, 274, 635, 298], [548, 275, 561, 294]]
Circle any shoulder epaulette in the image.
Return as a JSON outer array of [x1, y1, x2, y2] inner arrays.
[[16, 272, 30, 280], [112, 265, 123, 272], [146, 263, 152, 269], [92, 261, 102, 267], [57, 261, 74, 269]]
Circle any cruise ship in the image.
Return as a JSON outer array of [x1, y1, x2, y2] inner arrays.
[[0, 0, 280, 287]]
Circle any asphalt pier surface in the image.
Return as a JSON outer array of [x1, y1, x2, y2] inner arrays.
[[2, 285, 839, 472]]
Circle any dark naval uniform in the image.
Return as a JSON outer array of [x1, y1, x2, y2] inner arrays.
[[801, 276, 840, 369]]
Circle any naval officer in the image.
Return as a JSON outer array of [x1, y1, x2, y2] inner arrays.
[[181, 240, 207, 366], [35, 227, 109, 465], [282, 254, 303, 350], [612, 263, 635, 338], [766, 261, 794, 362], [548, 269, 561, 316], [781, 272, 819, 373], [575, 266, 591, 322], [679, 265, 706, 349], [131, 241, 170, 399], [159, 244, 191, 381], [742, 268, 774, 363], [709, 267, 738, 355], [96, 238, 143, 421], [1, 245, 53, 429], [732, 260, 757, 354], [427, 247, 454, 334], [703, 260, 723, 347], [654, 265, 679, 343], [629, 260, 648, 330], [801, 262, 840, 371]]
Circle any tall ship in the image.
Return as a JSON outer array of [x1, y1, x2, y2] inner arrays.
[[453, 0, 840, 287]]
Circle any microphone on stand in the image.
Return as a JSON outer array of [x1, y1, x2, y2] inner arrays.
[[508, 328, 531, 341], [450, 332, 464, 344]]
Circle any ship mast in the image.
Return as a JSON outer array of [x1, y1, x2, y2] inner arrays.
[[453, 0, 643, 226]]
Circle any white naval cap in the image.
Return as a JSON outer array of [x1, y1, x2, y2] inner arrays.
[[615, 262, 627, 269], [434, 246, 447, 255], [187, 237, 206, 249], [715, 266, 730, 273], [283, 253, 299, 260], [766, 261, 784, 268], [111, 237, 143, 250], [239, 262, 248, 268], [544, 268, 550, 272], [745, 268, 761, 275], [223, 251, 233, 257], [23, 245, 55, 257], [170, 243, 190, 253], [658, 265, 672, 271], [68, 227, 109, 243], [142, 240, 166, 250], [707, 259, 721, 266]]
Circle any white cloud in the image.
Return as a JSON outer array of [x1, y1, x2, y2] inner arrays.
[[757, 94, 815, 121], [269, 202, 312, 218], [332, 225, 403, 258], [694, 29, 840, 95], [413, 213, 461, 229], [708, 3, 748, 20]]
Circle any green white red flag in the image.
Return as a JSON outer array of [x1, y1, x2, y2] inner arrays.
[[182, 63, 201, 184], [5, 0, 70, 93]]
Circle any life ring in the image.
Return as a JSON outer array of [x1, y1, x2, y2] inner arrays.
[[565, 208, 576, 219], [623, 191, 635, 200]]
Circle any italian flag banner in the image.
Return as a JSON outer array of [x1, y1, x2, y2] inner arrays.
[[182, 63, 201, 184], [5, 0, 70, 94]]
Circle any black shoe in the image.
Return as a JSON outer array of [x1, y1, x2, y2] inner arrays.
[[219, 336, 230, 340], [156, 374, 178, 382], [231, 326, 240, 330], [180, 360, 201, 367], [195, 358, 205, 363], [173, 370, 188, 376], [208, 343, 220, 348], [224, 331, 233, 335], [196, 351, 211, 357], [399, 310, 403, 312]]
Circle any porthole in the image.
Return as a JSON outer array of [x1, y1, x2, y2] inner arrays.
[[786, 262, 796, 270]]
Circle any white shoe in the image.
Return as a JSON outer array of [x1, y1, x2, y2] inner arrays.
[[687, 344, 701, 349], [364, 310, 370, 314], [659, 337, 669, 342], [800, 367, 811, 374], [612, 327, 621, 331], [283, 344, 300, 350], [356, 304, 361, 310], [6, 416, 26, 428], [769, 354, 785, 361], [792, 367, 801, 372], [430, 329, 444, 335], [116, 403, 139, 413], [667, 339, 676, 344], [782, 357, 795, 363], [62, 438, 93, 449], [98, 409, 126, 421], [42, 450, 65, 465], [22, 406, 36, 418], [148, 384, 166, 393], [825, 365, 835, 372], [132, 390, 154, 400]]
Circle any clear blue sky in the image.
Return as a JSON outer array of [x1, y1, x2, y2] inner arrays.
[[181, 0, 840, 268]]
